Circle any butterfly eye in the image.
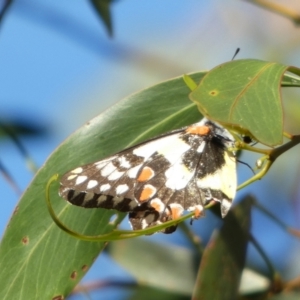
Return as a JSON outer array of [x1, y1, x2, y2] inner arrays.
[[242, 136, 252, 144]]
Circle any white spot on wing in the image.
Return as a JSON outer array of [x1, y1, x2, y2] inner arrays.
[[108, 170, 125, 180], [95, 161, 107, 169], [116, 184, 129, 195], [165, 163, 194, 190], [72, 167, 83, 174], [128, 164, 142, 178], [158, 138, 190, 164], [133, 143, 157, 159], [133, 134, 180, 160], [221, 199, 231, 217], [141, 219, 148, 229], [197, 141, 206, 153], [118, 156, 131, 168], [75, 175, 88, 185], [67, 174, 77, 180], [100, 183, 111, 192], [101, 162, 116, 176], [87, 180, 98, 189], [95, 157, 116, 169]]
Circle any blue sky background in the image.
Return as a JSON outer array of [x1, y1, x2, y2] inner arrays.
[[1, 0, 300, 299]]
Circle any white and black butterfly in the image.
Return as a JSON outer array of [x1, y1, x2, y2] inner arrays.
[[59, 118, 237, 234]]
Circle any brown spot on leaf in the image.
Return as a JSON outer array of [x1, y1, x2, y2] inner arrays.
[[209, 90, 218, 96], [52, 295, 64, 300], [21, 236, 29, 245], [13, 206, 19, 215], [70, 271, 77, 280], [81, 265, 88, 272]]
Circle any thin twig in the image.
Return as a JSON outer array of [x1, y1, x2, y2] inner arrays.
[[244, 0, 300, 25]]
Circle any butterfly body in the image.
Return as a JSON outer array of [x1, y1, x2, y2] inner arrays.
[[59, 118, 237, 234]]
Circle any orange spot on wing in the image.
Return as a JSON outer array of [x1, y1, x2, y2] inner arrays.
[[170, 205, 183, 220], [140, 185, 156, 201], [151, 202, 161, 211], [150, 199, 164, 212], [194, 205, 204, 219], [186, 125, 210, 135], [138, 167, 154, 182]]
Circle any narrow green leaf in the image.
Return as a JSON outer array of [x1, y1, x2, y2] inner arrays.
[[0, 73, 205, 300], [190, 59, 291, 146], [282, 72, 300, 87], [192, 196, 252, 300], [89, 0, 113, 36]]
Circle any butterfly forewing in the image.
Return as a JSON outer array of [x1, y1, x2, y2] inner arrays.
[[59, 118, 237, 234]]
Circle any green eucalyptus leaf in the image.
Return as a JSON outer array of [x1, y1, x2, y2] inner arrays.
[[0, 73, 205, 300], [189, 59, 300, 146]]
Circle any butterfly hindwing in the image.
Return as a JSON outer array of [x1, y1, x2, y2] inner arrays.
[[59, 118, 237, 234]]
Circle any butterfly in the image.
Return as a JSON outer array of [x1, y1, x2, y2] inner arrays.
[[59, 118, 237, 234]]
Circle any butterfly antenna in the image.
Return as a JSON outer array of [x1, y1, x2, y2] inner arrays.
[[232, 48, 240, 60], [237, 159, 255, 175]]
